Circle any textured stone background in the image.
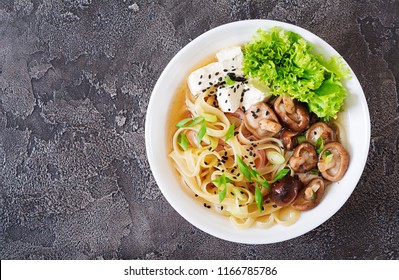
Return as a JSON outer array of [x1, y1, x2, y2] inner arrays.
[[0, 0, 398, 260]]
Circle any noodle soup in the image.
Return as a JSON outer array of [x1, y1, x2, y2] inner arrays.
[[168, 27, 351, 230]]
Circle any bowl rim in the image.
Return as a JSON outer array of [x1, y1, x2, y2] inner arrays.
[[145, 19, 371, 244]]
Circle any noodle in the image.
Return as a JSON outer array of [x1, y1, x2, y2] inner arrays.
[[169, 90, 300, 228]]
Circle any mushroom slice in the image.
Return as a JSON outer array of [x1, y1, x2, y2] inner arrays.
[[292, 178, 325, 211], [274, 95, 310, 132], [318, 142, 349, 182], [297, 171, 320, 185], [271, 175, 303, 207], [289, 142, 318, 173], [244, 102, 282, 138], [306, 122, 337, 145], [281, 128, 299, 151]]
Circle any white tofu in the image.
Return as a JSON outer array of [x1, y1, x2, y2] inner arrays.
[[187, 62, 224, 95], [241, 79, 272, 111], [216, 46, 244, 76], [216, 83, 243, 113]]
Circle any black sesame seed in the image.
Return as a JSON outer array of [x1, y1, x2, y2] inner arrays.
[[228, 94, 230, 96], [228, 108, 231, 111], [244, 155, 248, 158], [204, 203, 207, 207], [237, 84, 240, 89], [262, 206, 264, 210], [256, 108, 260, 113], [202, 89, 206, 93], [198, 81, 202, 85], [209, 82, 213, 86], [200, 75, 203, 79], [237, 173, 241, 176], [249, 161, 254, 164], [223, 69, 228, 72], [207, 205, 211, 209], [233, 176, 237, 179], [240, 191, 244, 194], [272, 204, 277, 208], [215, 72, 220, 76], [208, 74, 211, 79], [234, 131, 239, 136], [314, 131, 317, 135], [265, 111, 269, 116], [204, 161, 208, 165], [195, 194, 198, 197], [233, 88, 236, 93], [221, 170, 225, 172], [240, 98, 243, 102], [266, 199, 270, 204], [250, 147, 253, 150], [221, 206, 224, 210], [231, 192, 234, 195], [218, 77, 223, 82], [225, 100, 227, 103]]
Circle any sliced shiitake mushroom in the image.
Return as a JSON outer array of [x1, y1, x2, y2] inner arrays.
[[273, 95, 310, 132], [292, 178, 325, 211], [297, 171, 320, 185], [318, 142, 349, 182], [281, 129, 298, 151], [289, 142, 318, 173], [270, 175, 303, 207], [306, 122, 337, 146], [244, 102, 282, 138]]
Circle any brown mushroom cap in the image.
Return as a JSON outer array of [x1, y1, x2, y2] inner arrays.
[[292, 178, 325, 211], [270, 175, 303, 206], [306, 122, 337, 146], [281, 129, 299, 151], [318, 142, 349, 182], [289, 142, 318, 173], [273, 95, 310, 132], [244, 102, 282, 138]]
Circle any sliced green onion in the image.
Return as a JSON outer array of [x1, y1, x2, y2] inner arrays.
[[202, 113, 217, 123], [219, 183, 227, 202], [197, 121, 206, 143], [254, 183, 263, 212], [177, 133, 188, 151], [176, 118, 192, 128], [225, 75, 235, 86], [274, 168, 290, 181], [187, 116, 205, 127], [225, 122, 236, 142], [310, 168, 319, 175], [250, 169, 270, 190], [315, 136, 324, 154], [297, 135, 306, 144], [324, 153, 334, 163], [212, 174, 232, 203], [266, 150, 285, 165], [237, 157, 252, 181]]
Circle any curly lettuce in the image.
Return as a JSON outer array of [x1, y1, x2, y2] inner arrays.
[[242, 27, 350, 120]]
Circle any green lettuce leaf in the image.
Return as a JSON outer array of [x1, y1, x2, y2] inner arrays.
[[242, 27, 350, 120]]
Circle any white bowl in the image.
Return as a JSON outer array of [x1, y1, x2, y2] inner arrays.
[[145, 20, 370, 244]]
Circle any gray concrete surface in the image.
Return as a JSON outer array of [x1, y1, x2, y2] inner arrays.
[[0, 0, 398, 259]]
